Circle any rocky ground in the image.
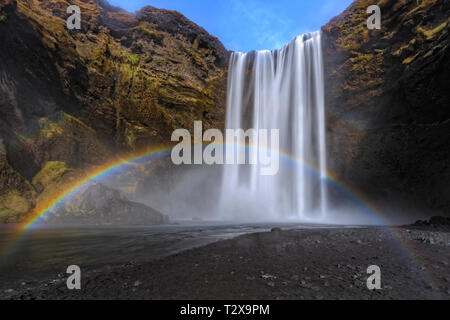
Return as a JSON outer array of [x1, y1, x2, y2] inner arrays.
[[1, 223, 449, 300]]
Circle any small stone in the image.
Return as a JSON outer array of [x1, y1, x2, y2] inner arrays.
[[261, 274, 276, 280], [424, 282, 433, 290], [134, 281, 141, 287]]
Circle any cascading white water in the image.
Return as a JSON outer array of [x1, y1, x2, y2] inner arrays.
[[220, 31, 328, 221]]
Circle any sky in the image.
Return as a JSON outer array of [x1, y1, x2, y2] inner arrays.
[[108, 0, 354, 52]]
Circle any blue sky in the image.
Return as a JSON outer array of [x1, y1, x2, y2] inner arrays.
[[108, 0, 353, 52]]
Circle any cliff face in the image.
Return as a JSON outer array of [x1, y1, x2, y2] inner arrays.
[[322, 0, 450, 217], [0, 151, 35, 222], [0, 0, 229, 222]]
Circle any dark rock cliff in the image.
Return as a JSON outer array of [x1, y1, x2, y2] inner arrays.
[[322, 0, 450, 218], [0, 0, 229, 222]]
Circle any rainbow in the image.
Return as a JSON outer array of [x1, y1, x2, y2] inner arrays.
[[10, 145, 390, 235], [19, 145, 172, 232], [0, 143, 441, 294], [0, 142, 388, 256], [17, 143, 388, 230]]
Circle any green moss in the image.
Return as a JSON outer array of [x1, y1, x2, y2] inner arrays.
[[184, 48, 208, 72], [135, 27, 165, 43], [136, 26, 151, 36], [393, 44, 410, 57], [403, 53, 420, 64], [124, 122, 148, 148], [418, 21, 448, 40], [336, 20, 370, 52], [195, 99, 213, 114], [406, 0, 438, 18], [62, 113, 96, 134], [39, 112, 96, 138], [39, 118, 64, 138], [1, 191, 30, 211], [91, 42, 111, 67], [0, 191, 32, 222], [349, 53, 377, 72], [32, 161, 73, 188], [350, 54, 375, 62], [127, 53, 140, 66], [157, 87, 196, 106]]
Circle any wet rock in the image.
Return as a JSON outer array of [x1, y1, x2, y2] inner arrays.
[[42, 183, 169, 226], [430, 216, 450, 226], [261, 274, 277, 281], [322, 0, 450, 217], [271, 228, 282, 234]]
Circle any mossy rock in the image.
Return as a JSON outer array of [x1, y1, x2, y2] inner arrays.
[[32, 161, 73, 191], [0, 191, 33, 223], [0, 152, 35, 222]]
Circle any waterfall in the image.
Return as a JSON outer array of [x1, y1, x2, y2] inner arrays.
[[220, 31, 328, 221]]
